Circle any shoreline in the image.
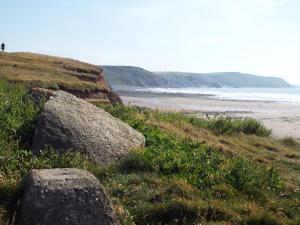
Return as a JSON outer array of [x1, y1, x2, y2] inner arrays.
[[116, 89, 300, 105], [119, 94, 300, 141]]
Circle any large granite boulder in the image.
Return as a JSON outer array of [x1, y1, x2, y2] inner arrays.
[[16, 168, 119, 225], [32, 91, 145, 164]]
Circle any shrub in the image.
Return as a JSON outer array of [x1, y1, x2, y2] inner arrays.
[[225, 158, 282, 191], [134, 199, 202, 225], [239, 118, 271, 137], [117, 150, 153, 173], [282, 137, 298, 146], [189, 116, 271, 137], [244, 213, 282, 225]]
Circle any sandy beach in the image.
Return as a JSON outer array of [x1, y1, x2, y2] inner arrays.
[[120, 93, 300, 141]]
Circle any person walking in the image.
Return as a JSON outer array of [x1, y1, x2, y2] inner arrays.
[[1, 43, 5, 52]]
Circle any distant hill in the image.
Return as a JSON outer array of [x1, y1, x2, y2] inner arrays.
[[0, 52, 121, 103], [102, 66, 292, 88], [102, 66, 168, 87], [156, 72, 292, 88]]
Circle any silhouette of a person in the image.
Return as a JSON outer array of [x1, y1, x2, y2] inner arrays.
[[1, 43, 5, 52]]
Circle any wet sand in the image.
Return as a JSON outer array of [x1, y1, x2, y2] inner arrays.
[[120, 94, 300, 141]]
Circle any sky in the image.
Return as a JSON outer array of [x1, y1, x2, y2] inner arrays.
[[1, 0, 300, 85]]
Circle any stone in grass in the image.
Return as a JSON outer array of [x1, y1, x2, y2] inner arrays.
[[32, 90, 145, 165], [16, 168, 119, 225]]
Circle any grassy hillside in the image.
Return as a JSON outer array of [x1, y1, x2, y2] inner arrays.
[[0, 52, 121, 103], [0, 80, 299, 225]]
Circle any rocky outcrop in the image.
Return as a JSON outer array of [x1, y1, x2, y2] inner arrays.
[[16, 168, 119, 225], [32, 91, 145, 164]]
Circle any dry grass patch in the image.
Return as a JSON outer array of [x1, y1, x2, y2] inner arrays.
[[0, 52, 108, 91]]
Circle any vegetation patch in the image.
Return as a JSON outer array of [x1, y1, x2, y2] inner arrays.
[[0, 81, 299, 225], [282, 137, 299, 147], [189, 116, 271, 137]]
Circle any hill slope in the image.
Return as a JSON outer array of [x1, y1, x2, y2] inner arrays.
[[0, 52, 122, 103], [1, 80, 300, 225], [102, 66, 292, 88]]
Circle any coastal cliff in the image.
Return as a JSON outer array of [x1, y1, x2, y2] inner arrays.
[[0, 52, 122, 104], [102, 66, 292, 88]]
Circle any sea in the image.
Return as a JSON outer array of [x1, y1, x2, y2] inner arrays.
[[127, 87, 300, 105]]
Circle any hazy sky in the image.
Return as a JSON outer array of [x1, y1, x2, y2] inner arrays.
[[1, 0, 300, 85]]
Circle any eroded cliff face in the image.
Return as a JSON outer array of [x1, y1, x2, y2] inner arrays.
[[60, 86, 123, 105], [59, 63, 123, 104], [0, 52, 122, 104]]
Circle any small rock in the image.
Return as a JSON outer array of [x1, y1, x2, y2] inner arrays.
[[16, 168, 120, 225]]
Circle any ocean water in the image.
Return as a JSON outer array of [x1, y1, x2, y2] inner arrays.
[[131, 87, 300, 105]]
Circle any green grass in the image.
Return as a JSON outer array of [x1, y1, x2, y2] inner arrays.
[[0, 78, 42, 148], [0, 81, 299, 225], [100, 105, 280, 192], [95, 104, 299, 225]]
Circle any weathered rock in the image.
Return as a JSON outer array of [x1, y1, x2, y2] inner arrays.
[[32, 91, 145, 164], [16, 168, 119, 225]]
